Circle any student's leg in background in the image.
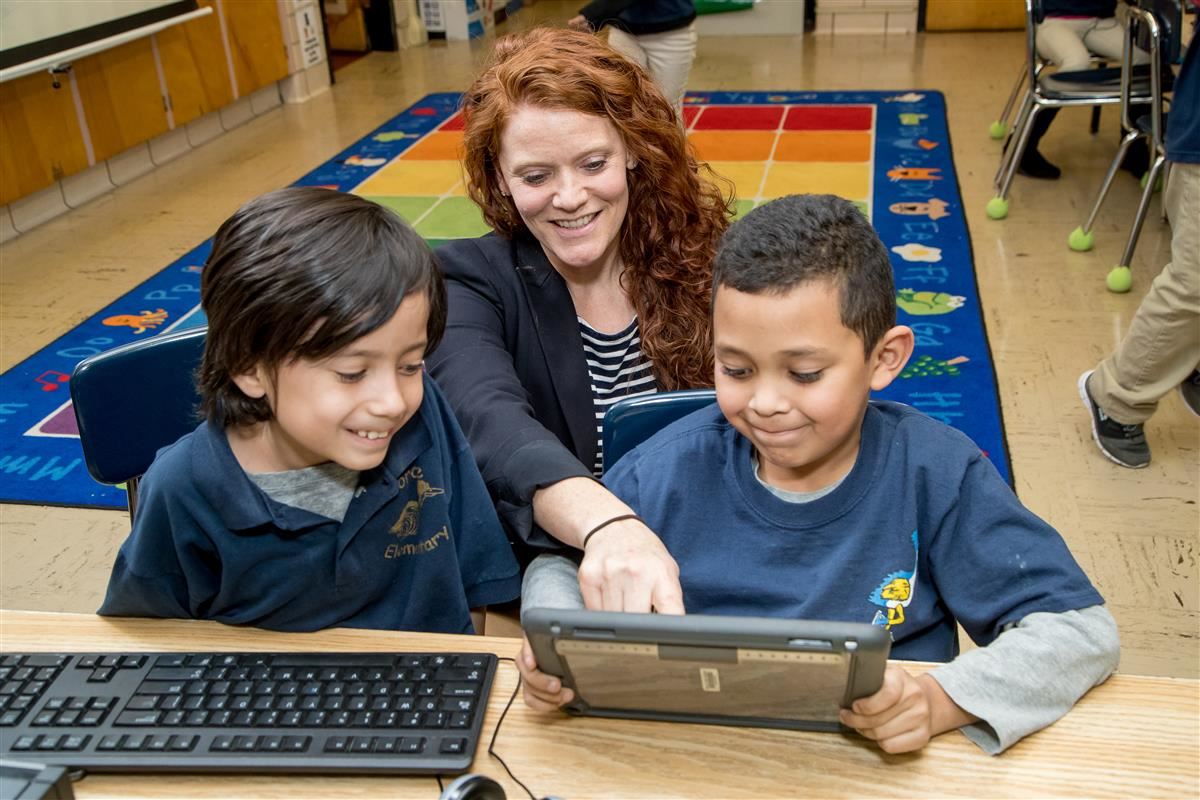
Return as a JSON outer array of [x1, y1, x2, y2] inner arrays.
[[1080, 17, 1149, 66], [607, 28, 651, 76], [633, 22, 698, 121], [1036, 17, 1096, 72], [1091, 162, 1200, 422]]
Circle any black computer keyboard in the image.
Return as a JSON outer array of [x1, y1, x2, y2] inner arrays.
[[0, 651, 498, 774]]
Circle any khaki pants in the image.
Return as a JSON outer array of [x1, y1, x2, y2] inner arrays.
[[1092, 161, 1200, 423], [607, 21, 698, 121]]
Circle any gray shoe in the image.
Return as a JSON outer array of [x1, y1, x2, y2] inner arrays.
[[1078, 370, 1150, 468], [1179, 370, 1200, 418]]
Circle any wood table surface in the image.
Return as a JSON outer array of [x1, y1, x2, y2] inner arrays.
[[1, 610, 1196, 799]]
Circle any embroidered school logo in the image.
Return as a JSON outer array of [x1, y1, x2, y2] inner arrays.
[[389, 467, 445, 539], [870, 530, 919, 630]]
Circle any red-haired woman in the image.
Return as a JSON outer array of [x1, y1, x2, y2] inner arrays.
[[426, 27, 731, 614]]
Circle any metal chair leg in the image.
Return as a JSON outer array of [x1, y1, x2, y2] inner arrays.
[[1107, 154, 1168, 292], [991, 64, 1028, 139], [1118, 155, 1167, 267], [995, 94, 1034, 188], [1069, 129, 1143, 251]]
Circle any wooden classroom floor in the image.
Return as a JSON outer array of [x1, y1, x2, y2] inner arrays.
[[0, 1, 1195, 678]]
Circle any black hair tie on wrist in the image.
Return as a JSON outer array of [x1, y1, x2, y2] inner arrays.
[[581, 513, 643, 549]]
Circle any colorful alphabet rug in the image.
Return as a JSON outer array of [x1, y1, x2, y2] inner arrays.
[[0, 90, 1009, 509]]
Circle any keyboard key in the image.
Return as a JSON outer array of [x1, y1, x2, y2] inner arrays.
[[25, 655, 68, 668], [282, 735, 310, 752], [440, 738, 467, 755], [89, 667, 115, 683], [398, 736, 425, 754], [11, 735, 36, 751], [154, 655, 187, 667], [37, 734, 64, 750], [210, 735, 234, 752], [260, 735, 283, 752], [272, 654, 396, 667], [97, 734, 123, 750], [147, 735, 171, 751], [79, 710, 106, 726], [116, 710, 162, 726], [324, 736, 349, 753], [232, 735, 258, 752], [62, 735, 90, 751], [350, 737, 373, 753], [169, 734, 198, 751]]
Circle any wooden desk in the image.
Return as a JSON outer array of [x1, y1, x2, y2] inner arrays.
[[1, 610, 1196, 799]]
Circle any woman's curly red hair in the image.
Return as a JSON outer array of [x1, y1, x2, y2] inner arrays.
[[460, 27, 733, 391]]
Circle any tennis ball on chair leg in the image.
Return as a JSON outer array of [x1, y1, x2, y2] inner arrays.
[[1106, 266, 1133, 293], [1068, 227, 1094, 252], [989, 121, 1008, 139], [985, 197, 1009, 220]]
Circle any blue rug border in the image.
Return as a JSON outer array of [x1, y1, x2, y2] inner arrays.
[[0, 89, 1012, 508]]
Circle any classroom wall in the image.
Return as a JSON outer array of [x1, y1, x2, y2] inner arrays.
[[0, 0, 329, 240]]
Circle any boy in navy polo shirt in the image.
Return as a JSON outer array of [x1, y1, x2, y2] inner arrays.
[[99, 187, 520, 633], [518, 194, 1119, 754]]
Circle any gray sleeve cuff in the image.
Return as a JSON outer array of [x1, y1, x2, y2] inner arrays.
[[931, 604, 1120, 754], [520, 554, 586, 621]]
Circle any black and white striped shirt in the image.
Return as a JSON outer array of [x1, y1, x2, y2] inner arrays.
[[578, 316, 656, 476]]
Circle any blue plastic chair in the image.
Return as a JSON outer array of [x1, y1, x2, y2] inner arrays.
[[601, 389, 717, 473], [70, 327, 207, 519]]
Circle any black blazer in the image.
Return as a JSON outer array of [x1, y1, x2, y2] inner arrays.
[[428, 232, 651, 552]]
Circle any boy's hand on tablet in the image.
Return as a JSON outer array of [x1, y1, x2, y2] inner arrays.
[[577, 519, 684, 614], [839, 664, 974, 753], [518, 636, 574, 711]]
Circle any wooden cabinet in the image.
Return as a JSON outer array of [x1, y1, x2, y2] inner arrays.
[[73, 38, 170, 164], [222, 0, 290, 98], [924, 0, 1023, 31], [156, 0, 235, 128], [0, 72, 90, 205], [0, 0, 290, 206]]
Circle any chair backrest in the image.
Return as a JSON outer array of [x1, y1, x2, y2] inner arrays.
[[70, 327, 207, 517], [601, 389, 717, 473]]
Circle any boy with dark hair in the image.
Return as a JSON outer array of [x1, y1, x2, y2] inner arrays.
[[519, 194, 1119, 754], [100, 187, 521, 633]]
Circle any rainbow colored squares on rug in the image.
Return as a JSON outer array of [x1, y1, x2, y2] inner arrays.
[[0, 91, 1009, 509]]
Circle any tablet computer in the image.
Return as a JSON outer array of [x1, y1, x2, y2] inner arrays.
[[523, 608, 891, 732]]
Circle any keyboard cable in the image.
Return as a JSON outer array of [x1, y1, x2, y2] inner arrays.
[[488, 657, 536, 800]]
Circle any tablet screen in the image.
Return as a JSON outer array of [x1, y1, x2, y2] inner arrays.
[[554, 639, 851, 722]]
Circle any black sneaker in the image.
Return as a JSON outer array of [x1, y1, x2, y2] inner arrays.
[[1179, 369, 1200, 418], [1078, 370, 1150, 468], [1018, 149, 1061, 180]]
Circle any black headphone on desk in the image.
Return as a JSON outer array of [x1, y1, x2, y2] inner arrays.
[[439, 773, 564, 800]]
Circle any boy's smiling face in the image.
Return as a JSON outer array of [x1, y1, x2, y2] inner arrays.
[[230, 292, 430, 473], [713, 279, 910, 493]]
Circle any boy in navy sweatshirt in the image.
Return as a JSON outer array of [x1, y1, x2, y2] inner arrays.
[[519, 194, 1119, 754]]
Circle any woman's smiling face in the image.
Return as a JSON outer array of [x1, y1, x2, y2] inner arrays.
[[496, 104, 632, 278]]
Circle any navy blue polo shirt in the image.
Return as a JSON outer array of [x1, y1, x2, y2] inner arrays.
[[99, 376, 520, 634]]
